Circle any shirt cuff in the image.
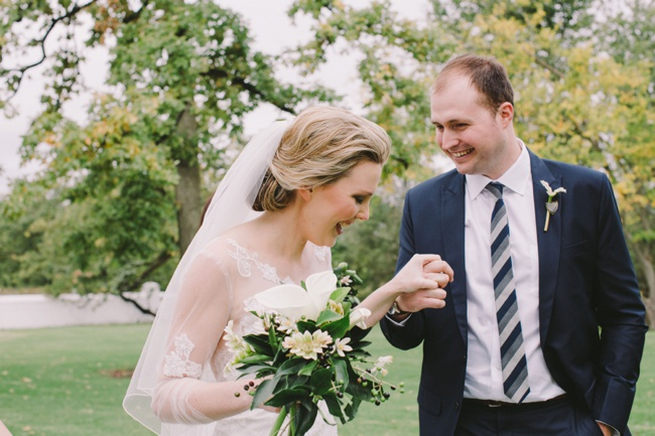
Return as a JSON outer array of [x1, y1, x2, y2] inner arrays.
[[596, 420, 620, 436], [384, 312, 412, 326]]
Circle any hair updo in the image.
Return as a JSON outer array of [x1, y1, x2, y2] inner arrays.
[[252, 106, 391, 212]]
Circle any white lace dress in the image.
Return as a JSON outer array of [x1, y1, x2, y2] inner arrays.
[[151, 237, 338, 436]]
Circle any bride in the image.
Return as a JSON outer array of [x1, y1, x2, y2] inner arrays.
[[123, 106, 452, 435]]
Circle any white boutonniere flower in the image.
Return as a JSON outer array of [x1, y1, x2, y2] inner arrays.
[[540, 180, 567, 232]]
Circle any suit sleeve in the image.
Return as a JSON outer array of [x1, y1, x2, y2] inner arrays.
[[380, 190, 426, 349], [591, 174, 647, 432]]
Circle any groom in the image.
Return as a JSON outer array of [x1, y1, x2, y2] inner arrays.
[[380, 54, 647, 435]]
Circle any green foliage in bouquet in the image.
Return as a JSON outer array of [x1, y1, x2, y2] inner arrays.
[[226, 264, 396, 436]]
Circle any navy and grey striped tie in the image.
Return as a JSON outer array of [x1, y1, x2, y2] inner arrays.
[[487, 182, 530, 403]]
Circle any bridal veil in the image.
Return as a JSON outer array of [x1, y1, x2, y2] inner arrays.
[[123, 121, 290, 435]]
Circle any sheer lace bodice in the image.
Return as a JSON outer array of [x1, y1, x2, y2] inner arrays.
[[151, 237, 336, 436]]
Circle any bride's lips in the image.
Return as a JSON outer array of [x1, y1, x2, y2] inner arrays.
[[336, 220, 354, 235]]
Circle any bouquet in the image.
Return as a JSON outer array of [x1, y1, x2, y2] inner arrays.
[[224, 263, 398, 435]]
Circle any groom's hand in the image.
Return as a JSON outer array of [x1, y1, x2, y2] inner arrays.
[[396, 288, 447, 313]]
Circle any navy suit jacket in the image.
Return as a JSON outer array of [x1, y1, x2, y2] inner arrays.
[[380, 150, 647, 435]]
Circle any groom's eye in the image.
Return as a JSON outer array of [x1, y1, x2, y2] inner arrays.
[[354, 196, 365, 204]]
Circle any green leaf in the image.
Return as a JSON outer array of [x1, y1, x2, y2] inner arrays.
[[309, 367, 332, 395], [323, 315, 350, 339], [238, 354, 271, 365], [294, 401, 318, 435], [345, 397, 362, 421], [297, 359, 318, 376], [296, 319, 316, 333], [323, 393, 346, 423], [268, 325, 280, 349], [265, 387, 309, 407], [242, 334, 274, 356], [328, 287, 350, 303], [251, 378, 277, 410], [276, 357, 307, 377], [234, 363, 275, 377], [333, 358, 349, 390], [316, 309, 343, 325]]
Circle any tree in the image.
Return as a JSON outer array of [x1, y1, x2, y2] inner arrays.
[[0, 0, 331, 306]]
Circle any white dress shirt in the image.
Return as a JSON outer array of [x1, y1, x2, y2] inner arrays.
[[463, 143, 565, 402]]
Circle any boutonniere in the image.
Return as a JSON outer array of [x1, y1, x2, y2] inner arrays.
[[540, 180, 567, 232]]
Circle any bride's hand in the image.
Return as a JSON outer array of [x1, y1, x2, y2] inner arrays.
[[393, 254, 453, 293], [391, 254, 453, 312]]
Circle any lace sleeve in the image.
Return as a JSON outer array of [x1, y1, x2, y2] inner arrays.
[[151, 248, 233, 424]]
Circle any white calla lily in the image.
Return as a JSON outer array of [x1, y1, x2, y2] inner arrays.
[[249, 270, 338, 321]]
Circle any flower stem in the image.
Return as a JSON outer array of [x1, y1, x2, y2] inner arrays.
[[544, 211, 551, 232], [270, 405, 288, 436]]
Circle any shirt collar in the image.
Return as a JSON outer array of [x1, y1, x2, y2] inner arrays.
[[466, 139, 531, 199]]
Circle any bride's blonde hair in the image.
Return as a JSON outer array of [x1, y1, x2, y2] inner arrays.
[[253, 106, 391, 212]]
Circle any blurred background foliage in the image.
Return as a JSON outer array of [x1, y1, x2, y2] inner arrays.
[[0, 0, 653, 325]]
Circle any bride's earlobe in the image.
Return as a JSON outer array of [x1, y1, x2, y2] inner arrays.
[[297, 188, 313, 201]]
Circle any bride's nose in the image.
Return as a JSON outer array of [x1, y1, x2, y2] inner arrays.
[[356, 203, 370, 221]]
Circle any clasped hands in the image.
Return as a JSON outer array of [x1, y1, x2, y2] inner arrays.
[[391, 254, 454, 315]]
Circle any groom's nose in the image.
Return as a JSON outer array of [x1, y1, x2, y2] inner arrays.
[[440, 128, 457, 149]]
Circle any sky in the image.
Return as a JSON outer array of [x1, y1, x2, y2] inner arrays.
[[0, 0, 431, 196]]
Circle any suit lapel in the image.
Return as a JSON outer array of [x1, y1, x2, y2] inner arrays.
[[529, 150, 562, 341], [441, 173, 468, 344]]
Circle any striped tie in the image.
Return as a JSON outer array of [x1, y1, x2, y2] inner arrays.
[[487, 182, 530, 403]]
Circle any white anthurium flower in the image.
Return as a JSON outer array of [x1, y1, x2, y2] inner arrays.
[[349, 307, 371, 329], [539, 180, 567, 197], [249, 270, 338, 321]]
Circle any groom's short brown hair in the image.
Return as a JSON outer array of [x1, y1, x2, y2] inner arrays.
[[432, 54, 514, 114]]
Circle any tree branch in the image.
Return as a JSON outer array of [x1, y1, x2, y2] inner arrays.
[[204, 67, 297, 114], [117, 250, 172, 316], [231, 76, 297, 114], [534, 55, 565, 80], [6, 0, 98, 100]]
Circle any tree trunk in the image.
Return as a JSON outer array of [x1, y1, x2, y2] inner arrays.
[[633, 243, 655, 329], [175, 105, 202, 255], [176, 163, 202, 254]]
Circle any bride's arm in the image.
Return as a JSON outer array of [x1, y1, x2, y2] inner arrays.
[[151, 251, 259, 423], [355, 254, 452, 328]]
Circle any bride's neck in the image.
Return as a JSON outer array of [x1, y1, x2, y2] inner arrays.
[[251, 208, 307, 262]]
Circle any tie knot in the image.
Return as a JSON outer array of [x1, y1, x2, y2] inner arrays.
[[486, 182, 504, 199]]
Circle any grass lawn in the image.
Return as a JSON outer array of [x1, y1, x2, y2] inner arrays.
[[0, 324, 653, 435]]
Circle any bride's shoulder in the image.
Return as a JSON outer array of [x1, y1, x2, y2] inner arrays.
[[194, 234, 242, 265]]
